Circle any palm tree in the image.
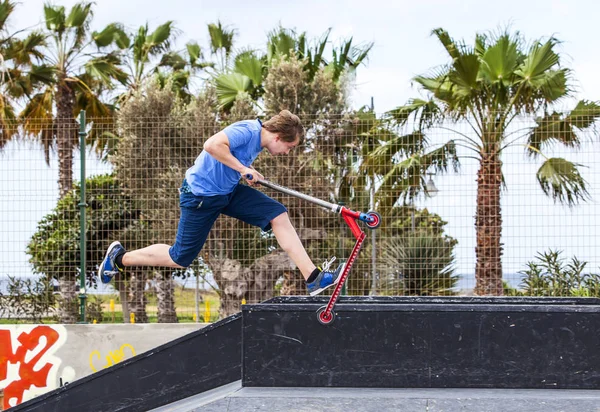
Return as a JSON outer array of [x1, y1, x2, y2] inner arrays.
[[0, 0, 47, 146], [371, 28, 600, 295], [207, 20, 236, 73], [157, 40, 213, 103], [212, 25, 373, 111], [18, 1, 127, 198], [116, 21, 188, 101]]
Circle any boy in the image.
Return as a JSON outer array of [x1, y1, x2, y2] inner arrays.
[[99, 110, 345, 296]]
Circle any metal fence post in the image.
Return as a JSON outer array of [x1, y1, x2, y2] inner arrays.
[[78, 110, 87, 323], [338, 201, 347, 296], [370, 175, 377, 295]]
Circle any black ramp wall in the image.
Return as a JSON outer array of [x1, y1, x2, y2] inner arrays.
[[242, 296, 600, 389]]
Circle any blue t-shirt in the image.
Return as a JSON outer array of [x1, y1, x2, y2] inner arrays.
[[185, 119, 263, 195]]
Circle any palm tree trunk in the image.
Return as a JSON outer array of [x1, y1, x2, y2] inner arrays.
[[114, 277, 130, 322], [57, 279, 79, 323], [155, 270, 178, 323], [55, 77, 77, 198], [474, 150, 504, 295], [54, 77, 80, 320], [127, 269, 148, 323]]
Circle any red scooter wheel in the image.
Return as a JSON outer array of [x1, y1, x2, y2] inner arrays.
[[317, 306, 335, 325], [366, 211, 381, 229]]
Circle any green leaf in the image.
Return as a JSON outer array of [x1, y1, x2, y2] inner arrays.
[[208, 20, 235, 55], [65, 2, 92, 28], [84, 54, 128, 86], [93, 23, 127, 48], [449, 52, 480, 96], [537, 158, 589, 205], [44, 4, 66, 33], [527, 100, 600, 156], [568, 100, 600, 130], [432, 28, 460, 59], [29, 64, 56, 85], [479, 33, 519, 85], [215, 72, 251, 108], [92, 23, 117, 47], [186, 41, 201, 64], [387, 98, 443, 129], [516, 38, 560, 83], [0, 1, 16, 30], [234, 51, 263, 86], [149, 21, 174, 49], [530, 68, 569, 102], [159, 52, 187, 70]]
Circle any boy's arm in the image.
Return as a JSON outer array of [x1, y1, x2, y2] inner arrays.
[[203, 131, 264, 184]]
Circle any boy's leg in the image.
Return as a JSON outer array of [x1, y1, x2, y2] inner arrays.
[[99, 188, 227, 283], [121, 244, 183, 268], [222, 184, 346, 294], [270, 212, 346, 295], [270, 213, 316, 280]]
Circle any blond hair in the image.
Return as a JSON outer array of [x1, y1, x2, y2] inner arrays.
[[262, 110, 304, 143]]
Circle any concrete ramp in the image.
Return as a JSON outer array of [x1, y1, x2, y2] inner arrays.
[[149, 382, 600, 412], [9, 314, 241, 412], [8, 296, 600, 411]]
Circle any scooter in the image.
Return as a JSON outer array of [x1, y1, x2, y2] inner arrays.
[[246, 175, 381, 325]]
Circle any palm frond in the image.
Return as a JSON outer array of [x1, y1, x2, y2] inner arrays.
[[526, 100, 600, 157], [234, 51, 264, 86], [479, 33, 519, 86], [0, 0, 16, 32], [516, 38, 560, 84], [44, 4, 66, 34], [18, 87, 55, 164], [159, 51, 187, 70], [215, 72, 251, 109], [0, 92, 18, 148], [65, 2, 92, 28], [420, 140, 460, 174], [148, 21, 175, 55], [208, 20, 235, 55], [537, 157, 589, 206], [432, 28, 460, 59], [93, 23, 129, 49], [386, 98, 444, 130], [380, 235, 458, 296], [186, 41, 202, 66], [67, 2, 93, 48], [567, 100, 600, 130], [85, 53, 128, 86]]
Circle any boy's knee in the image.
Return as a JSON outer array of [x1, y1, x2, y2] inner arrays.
[[271, 212, 289, 225], [169, 247, 194, 268]]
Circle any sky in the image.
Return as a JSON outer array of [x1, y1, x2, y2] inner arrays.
[[2, 0, 600, 290]]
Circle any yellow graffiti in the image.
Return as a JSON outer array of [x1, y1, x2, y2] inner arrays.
[[89, 343, 136, 372]]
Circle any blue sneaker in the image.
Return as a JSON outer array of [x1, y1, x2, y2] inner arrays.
[[307, 257, 346, 296], [99, 241, 126, 284]]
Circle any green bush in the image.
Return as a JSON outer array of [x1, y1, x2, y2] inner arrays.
[[519, 249, 600, 297]]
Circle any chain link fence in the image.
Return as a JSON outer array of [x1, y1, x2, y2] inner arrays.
[[2, 107, 599, 324]]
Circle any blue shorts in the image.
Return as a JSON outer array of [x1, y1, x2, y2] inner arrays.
[[169, 180, 287, 267]]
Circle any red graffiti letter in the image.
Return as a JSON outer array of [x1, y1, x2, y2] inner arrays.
[[1, 326, 60, 408]]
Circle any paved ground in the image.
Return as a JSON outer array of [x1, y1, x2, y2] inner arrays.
[[149, 381, 600, 412]]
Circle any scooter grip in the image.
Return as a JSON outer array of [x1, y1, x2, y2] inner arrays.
[[245, 174, 253, 180]]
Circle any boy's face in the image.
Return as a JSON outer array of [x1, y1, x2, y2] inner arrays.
[[267, 134, 300, 155]]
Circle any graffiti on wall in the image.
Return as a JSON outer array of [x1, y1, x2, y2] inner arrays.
[[89, 343, 137, 372], [0, 325, 68, 409]]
